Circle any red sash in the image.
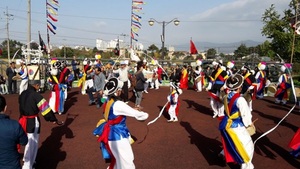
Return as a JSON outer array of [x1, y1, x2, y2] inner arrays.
[[19, 114, 39, 133], [97, 116, 123, 169], [18, 114, 38, 152], [208, 92, 221, 103], [59, 67, 69, 83]]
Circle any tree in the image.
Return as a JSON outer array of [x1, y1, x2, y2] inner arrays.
[[147, 44, 160, 58], [147, 44, 159, 52], [0, 40, 24, 59], [207, 48, 217, 56], [256, 40, 275, 58], [59, 47, 74, 58], [261, 1, 300, 62], [234, 44, 250, 58]]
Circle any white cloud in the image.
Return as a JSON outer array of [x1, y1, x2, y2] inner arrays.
[[167, 0, 292, 46]]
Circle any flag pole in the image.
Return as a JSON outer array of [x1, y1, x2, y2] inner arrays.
[[130, 0, 133, 49], [46, 0, 51, 60]]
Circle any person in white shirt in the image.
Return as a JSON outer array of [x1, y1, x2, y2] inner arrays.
[[93, 77, 148, 169], [113, 60, 129, 103], [16, 60, 28, 95]]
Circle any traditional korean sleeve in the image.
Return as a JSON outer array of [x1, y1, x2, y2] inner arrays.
[[236, 97, 252, 127], [34, 93, 58, 122], [19, 66, 28, 79], [113, 101, 148, 121]]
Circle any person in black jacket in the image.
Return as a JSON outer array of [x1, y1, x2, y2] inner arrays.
[[134, 61, 147, 110], [19, 80, 63, 169], [0, 95, 28, 169], [6, 62, 17, 94]]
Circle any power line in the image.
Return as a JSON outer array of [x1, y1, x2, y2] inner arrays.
[[4, 7, 14, 61], [0, 7, 262, 23]]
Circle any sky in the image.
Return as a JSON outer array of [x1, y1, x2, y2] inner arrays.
[[0, 0, 292, 51]]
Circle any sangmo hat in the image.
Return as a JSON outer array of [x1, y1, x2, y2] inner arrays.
[[225, 74, 244, 91], [103, 77, 124, 96]]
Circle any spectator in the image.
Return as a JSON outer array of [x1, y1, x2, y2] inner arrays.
[[113, 60, 129, 103], [0, 74, 8, 94], [6, 61, 17, 94], [169, 67, 180, 92], [187, 65, 194, 89], [0, 95, 28, 169], [87, 66, 106, 108], [134, 61, 147, 109], [142, 65, 152, 93], [71, 56, 80, 80]]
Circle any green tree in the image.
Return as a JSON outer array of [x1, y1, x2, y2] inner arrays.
[[207, 48, 217, 56], [147, 44, 160, 58], [59, 47, 74, 58], [261, 1, 300, 62], [256, 40, 275, 58], [234, 44, 250, 58], [0, 40, 24, 58]]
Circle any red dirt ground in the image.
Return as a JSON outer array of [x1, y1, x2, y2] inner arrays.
[[4, 86, 300, 169]]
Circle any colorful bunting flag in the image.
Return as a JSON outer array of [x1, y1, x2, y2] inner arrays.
[[47, 13, 58, 22], [46, 0, 59, 36], [130, 0, 145, 45]]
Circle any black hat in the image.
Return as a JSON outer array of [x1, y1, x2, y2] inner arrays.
[[170, 82, 183, 95], [225, 74, 244, 91], [241, 65, 250, 71], [103, 78, 124, 96]]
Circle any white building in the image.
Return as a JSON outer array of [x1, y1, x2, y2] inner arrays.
[[96, 39, 124, 51]]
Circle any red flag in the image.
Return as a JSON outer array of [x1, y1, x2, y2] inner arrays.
[[190, 40, 198, 54]]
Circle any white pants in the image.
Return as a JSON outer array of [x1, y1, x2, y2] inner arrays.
[[19, 79, 28, 95], [0, 84, 8, 94], [232, 126, 254, 169], [168, 104, 178, 120], [49, 91, 57, 112], [151, 79, 159, 89], [82, 79, 93, 95], [196, 81, 202, 92], [108, 136, 135, 169], [23, 118, 40, 169], [210, 97, 224, 117]]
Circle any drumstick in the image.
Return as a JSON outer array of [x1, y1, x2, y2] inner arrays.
[[252, 118, 258, 124]]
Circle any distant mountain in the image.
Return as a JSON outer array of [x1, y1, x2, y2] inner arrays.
[[177, 40, 262, 54]]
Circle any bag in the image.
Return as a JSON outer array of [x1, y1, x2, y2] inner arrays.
[[246, 123, 256, 136]]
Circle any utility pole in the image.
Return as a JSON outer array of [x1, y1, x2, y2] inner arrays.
[[27, 0, 32, 62], [120, 33, 126, 57], [4, 7, 13, 63]]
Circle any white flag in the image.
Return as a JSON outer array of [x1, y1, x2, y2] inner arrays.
[[130, 48, 140, 62]]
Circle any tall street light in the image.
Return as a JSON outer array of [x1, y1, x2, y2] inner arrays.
[[148, 18, 180, 60]]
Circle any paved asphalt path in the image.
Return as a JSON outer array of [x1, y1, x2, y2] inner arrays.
[[4, 87, 300, 169]]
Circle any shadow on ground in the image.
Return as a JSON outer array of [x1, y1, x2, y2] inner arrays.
[[35, 114, 78, 169]]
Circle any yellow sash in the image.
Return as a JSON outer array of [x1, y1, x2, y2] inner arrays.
[[224, 95, 250, 163]]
